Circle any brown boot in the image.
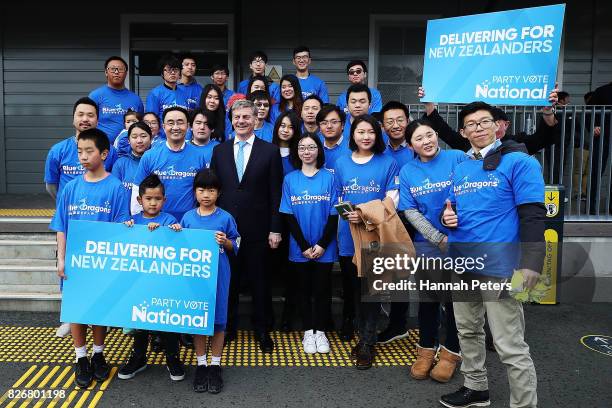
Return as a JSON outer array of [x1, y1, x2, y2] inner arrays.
[[410, 345, 436, 380], [430, 346, 461, 383]]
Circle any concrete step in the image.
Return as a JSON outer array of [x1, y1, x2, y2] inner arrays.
[[0, 218, 52, 233], [0, 292, 61, 312]]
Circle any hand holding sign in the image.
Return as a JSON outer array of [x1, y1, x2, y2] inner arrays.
[[442, 200, 458, 228]]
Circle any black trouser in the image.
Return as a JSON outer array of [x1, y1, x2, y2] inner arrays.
[[387, 302, 409, 331], [358, 296, 381, 346], [132, 331, 179, 357], [294, 261, 332, 331], [227, 240, 271, 334], [417, 302, 460, 353], [339, 256, 359, 321]]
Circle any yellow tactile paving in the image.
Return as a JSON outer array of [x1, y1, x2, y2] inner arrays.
[[0, 209, 54, 217], [0, 364, 112, 408], [0, 326, 418, 367]]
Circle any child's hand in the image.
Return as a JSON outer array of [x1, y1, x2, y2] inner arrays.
[[215, 231, 227, 246], [124, 220, 134, 227], [147, 222, 160, 231], [57, 259, 66, 280], [311, 245, 325, 259], [169, 224, 182, 232]]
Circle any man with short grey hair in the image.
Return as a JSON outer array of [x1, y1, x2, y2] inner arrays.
[[210, 99, 283, 353]]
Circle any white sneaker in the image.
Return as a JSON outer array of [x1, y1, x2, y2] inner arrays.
[[314, 331, 330, 354], [55, 322, 71, 338], [302, 330, 316, 354]]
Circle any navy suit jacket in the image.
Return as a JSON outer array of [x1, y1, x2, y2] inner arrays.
[[210, 136, 283, 243]]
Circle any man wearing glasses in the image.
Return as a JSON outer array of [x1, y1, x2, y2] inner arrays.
[[145, 54, 190, 122], [337, 61, 382, 115], [439, 101, 545, 408], [237, 51, 280, 102], [247, 91, 274, 142], [89, 56, 144, 143], [292, 46, 329, 102], [381, 101, 414, 168]]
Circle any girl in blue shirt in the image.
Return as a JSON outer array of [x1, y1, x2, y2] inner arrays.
[[332, 114, 400, 368], [280, 133, 338, 354], [272, 110, 301, 176], [398, 118, 467, 382], [112, 122, 152, 192], [198, 84, 228, 142], [180, 169, 239, 394], [270, 75, 303, 124]]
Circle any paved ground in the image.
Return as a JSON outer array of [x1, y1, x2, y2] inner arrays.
[[0, 303, 611, 407]]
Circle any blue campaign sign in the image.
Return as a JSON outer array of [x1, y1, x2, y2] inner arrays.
[[60, 220, 219, 335], [421, 4, 566, 106]]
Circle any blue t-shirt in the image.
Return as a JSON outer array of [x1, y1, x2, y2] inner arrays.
[[49, 174, 130, 234], [237, 79, 280, 102], [279, 169, 338, 263], [132, 211, 177, 227], [188, 139, 219, 164], [178, 81, 203, 111], [384, 144, 415, 168], [89, 85, 144, 143], [333, 153, 400, 256], [180, 207, 239, 326], [254, 122, 274, 142], [298, 74, 329, 103], [280, 152, 296, 176], [448, 151, 545, 278], [337, 87, 383, 114], [111, 153, 143, 191], [145, 84, 189, 121], [44, 136, 118, 198], [398, 149, 468, 244], [320, 136, 351, 173], [222, 88, 235, 108], [133, 143, 209, 221]]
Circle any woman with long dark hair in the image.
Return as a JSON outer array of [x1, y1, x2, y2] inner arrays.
[[199, 84, 229, 141]]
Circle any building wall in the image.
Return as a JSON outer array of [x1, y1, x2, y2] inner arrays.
[[0, 1, 606, 194]]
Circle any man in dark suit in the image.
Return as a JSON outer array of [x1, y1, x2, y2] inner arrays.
[[210, 99, 283, 353]]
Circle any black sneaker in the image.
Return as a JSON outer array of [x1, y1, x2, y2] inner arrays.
[[439, 386, 490, 408], [180, 334, 194, 349], [90, 353, 110, 382], [117, 354, 147, 380], [74, 356, 93, 389], [376, 326, 410, 344], [166, 354, 185, 381], [207, 365, 224, 394], [150, 333, 165, 353], [193, 365, 208, 393]]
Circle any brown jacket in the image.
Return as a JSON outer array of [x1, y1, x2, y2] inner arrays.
[[349, 197, 416, 278]]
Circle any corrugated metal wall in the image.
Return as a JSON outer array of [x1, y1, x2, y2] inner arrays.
[[0, 1, 607, 194], [2, 14, 120, 193]]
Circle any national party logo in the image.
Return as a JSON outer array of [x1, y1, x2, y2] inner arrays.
[[68, 198, 112, 216], [290, 189, 331, 205], [343, 177, 381, 194], [131, 299, 209, 329]]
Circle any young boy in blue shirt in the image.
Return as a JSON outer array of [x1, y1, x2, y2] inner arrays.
[[180, 169, 239, 395], [118, 174, 185, 382], [49, 128, 131, 389]]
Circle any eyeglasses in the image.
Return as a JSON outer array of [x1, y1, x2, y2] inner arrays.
[[255, 102, 270, 108], [463, 118, 495, 131], [298, 145, 318, 152], [294, 55, 310, 61], [383, 118, 407, 127], [164, 68, 180, 74], [251, 58, 266, 64], [319, 120, 342, 126], [106, 67, 126, 73], [348, 69, 363, 76]]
